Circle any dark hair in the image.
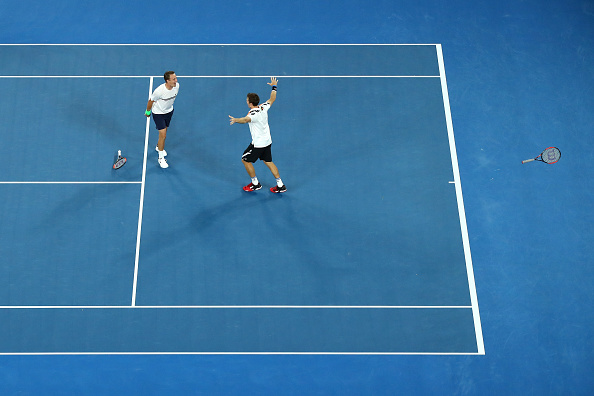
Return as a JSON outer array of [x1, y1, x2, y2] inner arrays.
[[247, 93, 260, 106], [164, 71, 176, 82]]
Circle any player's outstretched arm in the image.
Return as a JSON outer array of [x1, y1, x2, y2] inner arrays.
[[267, 77, 278, 105], [229, 115, 251, 125]]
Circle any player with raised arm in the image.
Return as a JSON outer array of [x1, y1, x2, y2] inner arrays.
[[229, 77, 287, 193]]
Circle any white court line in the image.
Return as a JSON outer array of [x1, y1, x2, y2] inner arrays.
[[437, 44, 485, 355], [181, 75, 439, 78], [0, 43, 438, 46], [0, 352, 484, 356], [131, 77, 152, 307], [0, 75, 439, 78], [0, 181, 140, 184], [0, 76, 153, 78], [0, 305, 473, 309]]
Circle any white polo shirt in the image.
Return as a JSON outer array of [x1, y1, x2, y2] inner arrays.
[[150, 82, 179, 114], [247, 101, 272, 148]]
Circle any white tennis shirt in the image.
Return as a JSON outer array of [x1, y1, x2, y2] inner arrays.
[[247, 101, 272, 148], [150, 82, 179, 114]]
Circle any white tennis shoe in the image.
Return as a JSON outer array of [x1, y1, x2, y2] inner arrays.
[[158, 157, 169, 168]]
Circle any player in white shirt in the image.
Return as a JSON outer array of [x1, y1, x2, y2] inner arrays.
[[145, 71, 179, 168], [229, 77, 287, 193]]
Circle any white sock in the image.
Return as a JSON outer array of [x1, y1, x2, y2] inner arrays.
[[276, 178, 283, 187], [158, 151, 165, 159], [251, 177, 259, 185]]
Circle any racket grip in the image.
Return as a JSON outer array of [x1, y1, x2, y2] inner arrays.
[[522, 159, 535, 164], [118, 150, 122, 157]]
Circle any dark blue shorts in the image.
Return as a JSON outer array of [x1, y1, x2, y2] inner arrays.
[[152, 110, 174, 130]]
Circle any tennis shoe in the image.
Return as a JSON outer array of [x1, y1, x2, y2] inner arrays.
[[156, 146, 167, 156], [270, 185, 287, 193], [243, 183, 262, 192], [158, 157, 169, 169]]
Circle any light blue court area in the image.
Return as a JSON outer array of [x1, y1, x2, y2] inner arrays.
[[1, 77, 147, 182], [0, 183, 140, 306], [138, 77, 470, 307], [0, 45, 482, 354], [0, 45, 439, 76], [0, 308, 477, 353]]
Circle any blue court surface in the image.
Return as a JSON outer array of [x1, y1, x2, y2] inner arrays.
[[1, 1, 593, 395], [0, 45, 482, 354]]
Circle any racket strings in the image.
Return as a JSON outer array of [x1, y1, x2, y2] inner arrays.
[[542, 147, 561, 163]]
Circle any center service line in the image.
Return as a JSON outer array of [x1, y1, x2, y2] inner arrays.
[[131, 76, 153, 307]]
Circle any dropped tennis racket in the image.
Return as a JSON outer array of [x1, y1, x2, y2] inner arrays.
[[113, 150, 127, 169], [522, 147, 561, 164]]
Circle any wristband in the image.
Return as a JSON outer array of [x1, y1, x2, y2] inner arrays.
[[145, 110, 151, 116], [271, 85, 277, 91]]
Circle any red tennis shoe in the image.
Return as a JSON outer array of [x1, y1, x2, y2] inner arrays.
[[270, 185, 287, 193], [243, 183, 262, 192]]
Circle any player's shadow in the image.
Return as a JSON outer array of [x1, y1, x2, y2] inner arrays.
[[31, 184, 123, 231], [138, 190, 274, 259], [64, 91, 133, 143]]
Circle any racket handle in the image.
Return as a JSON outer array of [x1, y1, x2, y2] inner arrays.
[[118, 150, 122, 157], [522, 158, 535, 164]]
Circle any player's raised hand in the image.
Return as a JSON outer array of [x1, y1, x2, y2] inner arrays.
[[267, 77, 278, 87]]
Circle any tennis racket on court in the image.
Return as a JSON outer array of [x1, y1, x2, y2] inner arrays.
[[522, 147, 561, 164], [113, 150, 127, 169]]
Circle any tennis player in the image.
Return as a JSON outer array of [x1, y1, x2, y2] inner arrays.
[[229, 77, 287, 193], [145, 71, 179, 169]]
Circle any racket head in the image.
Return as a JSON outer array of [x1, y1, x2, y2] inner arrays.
[[113, 157, 127, 169], [541, 147, 561, 164]]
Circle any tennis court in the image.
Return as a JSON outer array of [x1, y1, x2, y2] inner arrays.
[[0, 44, 482, 354], [2, 1, 594, 394]]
